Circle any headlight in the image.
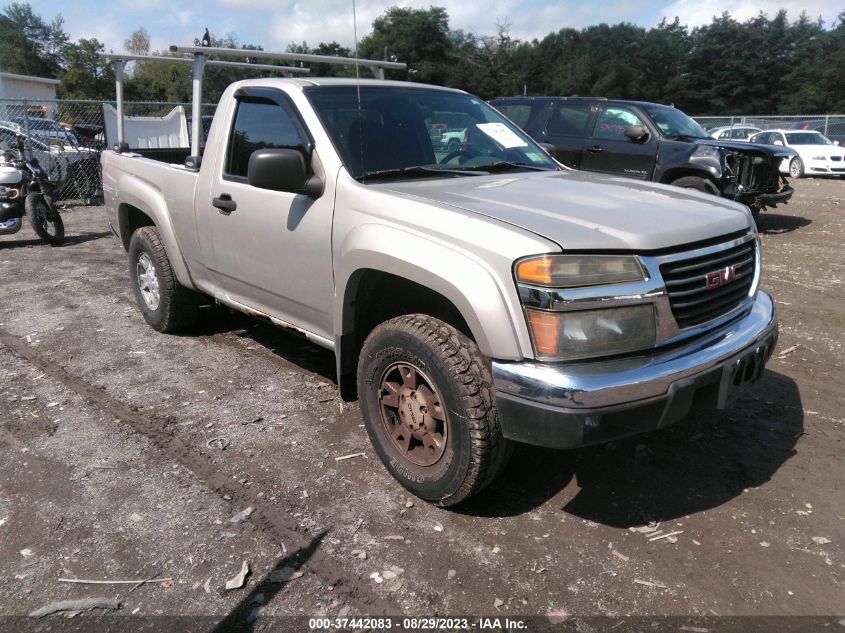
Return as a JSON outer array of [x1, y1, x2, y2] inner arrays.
[[690, 145, 723, 176], [516, 255, 646, 288], [0, 186, 18, 201], [525, 305, 656, 361]]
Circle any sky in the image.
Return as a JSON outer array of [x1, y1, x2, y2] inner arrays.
[[16, 0, 842, 56]]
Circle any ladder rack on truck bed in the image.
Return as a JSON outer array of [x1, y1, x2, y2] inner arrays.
[[107, 45, 407, 162]]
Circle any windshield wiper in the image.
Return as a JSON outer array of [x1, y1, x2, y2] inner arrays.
[[463, 160, 555, 172], [358, 165, 486, 181], [668, 133, 707, 141]]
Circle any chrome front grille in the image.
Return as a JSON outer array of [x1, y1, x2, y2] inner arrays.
[[659, 238, 756, 329]]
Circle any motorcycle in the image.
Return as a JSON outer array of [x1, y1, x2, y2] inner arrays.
[[0, 134, 65, 245]]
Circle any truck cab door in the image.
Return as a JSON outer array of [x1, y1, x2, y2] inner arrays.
[[542, 102, 595, 169], [580, 105, 656, 179], [204, 89, 334, 341]]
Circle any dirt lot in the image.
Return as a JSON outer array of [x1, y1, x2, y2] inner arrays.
[[0, 178, 843, 630]]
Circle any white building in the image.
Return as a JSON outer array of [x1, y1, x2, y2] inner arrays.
[[0, 71, 61, 119]]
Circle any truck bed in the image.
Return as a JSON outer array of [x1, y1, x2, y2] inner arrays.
[[132, 148, 193, 165]]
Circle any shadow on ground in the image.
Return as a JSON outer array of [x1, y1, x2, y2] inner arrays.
[[460, 370, 802, 527], [209, 531, 327, 633], [176, 299, 802, 529], [756, 212, 811, 235], [186, 304, 337, 382], [0, 230, 112, 249]]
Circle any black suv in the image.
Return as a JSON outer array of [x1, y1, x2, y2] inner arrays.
[[489, 97, 794, 217]]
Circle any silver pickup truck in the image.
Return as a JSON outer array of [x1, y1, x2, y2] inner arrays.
[[102, 78, 778, 506]]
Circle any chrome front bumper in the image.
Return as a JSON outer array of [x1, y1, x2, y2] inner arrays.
[[492, 292, 778, 448]]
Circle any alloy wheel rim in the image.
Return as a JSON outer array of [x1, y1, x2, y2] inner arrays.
[[378, 362, 448, 467], [136, 252, 161, 311]]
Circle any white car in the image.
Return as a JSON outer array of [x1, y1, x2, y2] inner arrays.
[[0, 120, 97, 184], [749, 129, 845, 178], [439, 128, 467, 152], [707, 125, 762, 141]]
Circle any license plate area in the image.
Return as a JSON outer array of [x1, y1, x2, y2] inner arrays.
[[717, 337, 776, 408]]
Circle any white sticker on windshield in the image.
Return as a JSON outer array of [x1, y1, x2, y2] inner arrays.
[[525, 152, 545, 163], [476, 122, 528, 148]]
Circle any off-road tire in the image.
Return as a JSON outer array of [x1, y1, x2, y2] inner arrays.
[[25, 192, 64, 245], [357, 314, 512, 507], [128, 226, 199, 332], [789, 157, 804, 178], [670, 175, 718, 195], [447, 139, 462, 153]]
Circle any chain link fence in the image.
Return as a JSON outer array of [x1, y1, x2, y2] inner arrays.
[[0, 98, 217, 206], [2, 98, 842, 205], [692, 114, 845, 144]]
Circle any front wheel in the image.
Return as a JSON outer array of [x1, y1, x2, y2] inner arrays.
[[128, 226, 199, 332], [25, 193, 64, 245], [357, 314, 512, 507], [789, 157, 804, 178], [669, 175, 719, 195]]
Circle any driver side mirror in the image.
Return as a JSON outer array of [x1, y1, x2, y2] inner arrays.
[[248, 148, 324, 198], [773, 140, 783, 146], [538, 142, 556, 156], [624, 125, 649, 141]]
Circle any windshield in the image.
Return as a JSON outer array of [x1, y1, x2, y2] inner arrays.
[[305, 86, 559, 180], [643, 105, 708, 139], [785, 132, 832, 146]]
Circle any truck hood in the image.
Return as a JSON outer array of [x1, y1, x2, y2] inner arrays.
[[695, 138, 797, 160], [374, 169, 752, 251]]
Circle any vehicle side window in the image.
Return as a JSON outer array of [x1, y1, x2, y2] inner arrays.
[[731, 129, 747, 139], [547, 104, 593, 137], [495, 104, 533, 129], [751, 132, 768, 144], [592, 106, 645, 140], [225, 99, 306, 179], [719, 130, 731, 139]]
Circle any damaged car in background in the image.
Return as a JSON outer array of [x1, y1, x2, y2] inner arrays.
[[489, 96, 796, 218]]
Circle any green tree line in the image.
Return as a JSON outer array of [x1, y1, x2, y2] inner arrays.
[[1, 2, 843, 114]]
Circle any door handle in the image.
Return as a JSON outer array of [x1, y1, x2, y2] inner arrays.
[[587, 145, 604, 154], [212, 193, 237, 213]]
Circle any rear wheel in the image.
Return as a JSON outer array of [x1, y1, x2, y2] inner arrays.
[[789, 157, 804, 178], [25, 192, 64, 245], [447, 138, 462, 153], [128, 226, 199, 332], [357, 314, 511, 506]]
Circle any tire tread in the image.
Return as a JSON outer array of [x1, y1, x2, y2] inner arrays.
[[130, 226, 199, 332], [25, 193, 64, 245], [362, 314, 511, 506]]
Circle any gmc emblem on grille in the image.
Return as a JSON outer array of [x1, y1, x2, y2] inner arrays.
[[705, 265, 743, 290]]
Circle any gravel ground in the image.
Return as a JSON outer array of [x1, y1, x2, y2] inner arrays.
[[0, 178, 843, 630]]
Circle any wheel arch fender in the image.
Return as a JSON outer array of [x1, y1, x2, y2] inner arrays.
[[116, 175, 194, 289], [333, 224, 531, 400], [336, 224, 528, 359], [659, 166, 721, 191]]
